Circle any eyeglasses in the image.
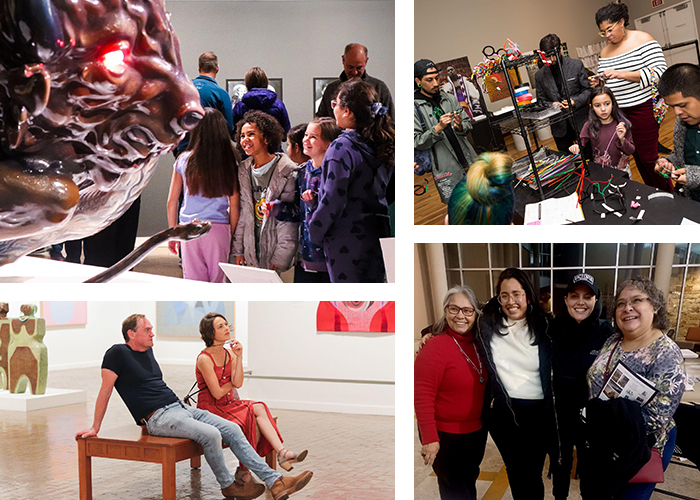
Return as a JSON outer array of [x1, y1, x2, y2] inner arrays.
[[498, 291, 526, 304], [598, 20, 620, 38], [446, 305, 475, 317], [615, 296, 651, 310]]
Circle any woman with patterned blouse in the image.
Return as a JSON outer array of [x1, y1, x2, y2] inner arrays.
[[591, 3, 670, 191], [587, 276, 686, 500]]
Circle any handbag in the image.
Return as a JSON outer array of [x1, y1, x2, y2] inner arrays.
[[649, 68, 667, 125], [629, 447, 664, 483], [414, 101, 435, 175]]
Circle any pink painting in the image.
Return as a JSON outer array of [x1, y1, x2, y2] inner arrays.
[[41, 302, 88, 326], [316, 301, 395, 332]]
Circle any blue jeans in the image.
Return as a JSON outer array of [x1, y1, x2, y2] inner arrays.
[[145, 401, 282, 488], [617, 425, 677, 500]]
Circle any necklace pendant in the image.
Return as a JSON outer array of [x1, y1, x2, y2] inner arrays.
[[480, 376, 484, 383]]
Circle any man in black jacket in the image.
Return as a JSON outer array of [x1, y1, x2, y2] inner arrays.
[[534, 34, 592, 153]]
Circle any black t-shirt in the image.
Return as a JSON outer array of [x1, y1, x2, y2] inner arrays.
[[102, 344, 179, 424]]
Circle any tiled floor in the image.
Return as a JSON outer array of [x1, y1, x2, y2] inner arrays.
[[0, 365, 394, 499]]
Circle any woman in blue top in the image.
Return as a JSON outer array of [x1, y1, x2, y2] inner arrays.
[[232, 67, 291, 136], [166, 108, 239, 282], [307, 80, 394, 283]]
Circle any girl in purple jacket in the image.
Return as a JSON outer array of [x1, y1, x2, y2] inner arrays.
[[307, 80, 394, 283]]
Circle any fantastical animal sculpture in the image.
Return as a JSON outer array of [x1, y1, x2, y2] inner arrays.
[[8, 304, 47, 394], [0, 0, 203, 265]]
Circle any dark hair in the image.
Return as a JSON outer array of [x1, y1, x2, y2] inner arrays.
[[236, 110, 284, 154], [198, 52, 218, 73], [612, 277, 669, 333], [586, 86, 631, 139], [185, 108, 239, 198], [336, 79, 394, 167], [595, 2, 629, 27], [539, 34, 561, 52], [310, 117, 343, 144], [287, 123, 310, 162], [244, 67, 268, 90], [492, 268, 547, 345], [199, 312, 226, 347], [448, 152, 514, 225], [122, 314, 145, 342], [658, 63, 700, 100]]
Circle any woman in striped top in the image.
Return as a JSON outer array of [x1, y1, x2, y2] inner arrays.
[[591, 2, 670, 191]]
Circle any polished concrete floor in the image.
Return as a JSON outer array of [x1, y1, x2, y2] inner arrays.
[[1, 365, 394, 499]]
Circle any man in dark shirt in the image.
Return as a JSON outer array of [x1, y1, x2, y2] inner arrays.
[[316, 43, 394, 119], [76, 314, 312, 500], [174, 52, 235, 157], [656, 63, 700, 201]]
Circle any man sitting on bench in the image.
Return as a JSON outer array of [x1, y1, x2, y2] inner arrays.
[[75, 314, 312, 500]]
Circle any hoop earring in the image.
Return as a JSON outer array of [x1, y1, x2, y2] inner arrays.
[[527, 304, 533, 315], [418, 83, 422, 87], [622, 27, 627, 36]]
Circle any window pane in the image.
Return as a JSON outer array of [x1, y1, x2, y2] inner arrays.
[[447, 271, 461, 289], [618, 244, 652, 266], [673, 243, 689, 265], [593, 269, 616, 320], [668, 267, 684, 338], [491, 270, 506, 298], [690, 244, 700, 265], [554, 244, 583, 267], [522, 244, 550, 267], [462, 271, 491, 305], [445, 244, 460, 269], [617, 267, 651, 285], [526, 270, 551, 312], [460, 243, 489, 268], [552, 269, 582, 315], [585, 243, 617, 267], [490, 243, 520, 268]]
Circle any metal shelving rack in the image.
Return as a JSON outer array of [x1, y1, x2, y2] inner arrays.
[[478, 46, 588, 200]]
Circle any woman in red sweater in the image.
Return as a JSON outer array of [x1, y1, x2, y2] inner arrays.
[[415, 285, 488, 500]]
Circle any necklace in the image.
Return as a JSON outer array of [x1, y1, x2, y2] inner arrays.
[[451, 336, 484, 383]]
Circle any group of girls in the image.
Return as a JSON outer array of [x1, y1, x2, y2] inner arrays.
[[416, 269, 686, 500], [166, 79, 395, 283]]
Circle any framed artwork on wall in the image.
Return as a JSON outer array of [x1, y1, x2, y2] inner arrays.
[[313, 77, 336, 114], [41, 301, 88, 327], [226, 78, 283, 107], [156, 301, 235, 339], [316, 301, 394, 333]]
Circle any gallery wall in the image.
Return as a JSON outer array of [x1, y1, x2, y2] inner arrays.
[[245, 301, 395, 415], [138, 0, 396, 235]]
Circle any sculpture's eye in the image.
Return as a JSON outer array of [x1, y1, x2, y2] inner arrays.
[[99, 41, 130, 75]]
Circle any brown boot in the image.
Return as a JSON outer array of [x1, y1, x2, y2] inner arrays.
[[221, 479, 265, 499], [270, 471, 313, 500]]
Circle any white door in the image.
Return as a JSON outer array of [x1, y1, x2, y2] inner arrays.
[[636, 12, 667, 45], [665, 2, 699, 64]]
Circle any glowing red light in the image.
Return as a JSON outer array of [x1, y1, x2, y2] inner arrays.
[[99, 41, 130, 76]]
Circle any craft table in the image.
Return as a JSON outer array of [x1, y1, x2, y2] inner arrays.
[[513, 161, 700, 225]]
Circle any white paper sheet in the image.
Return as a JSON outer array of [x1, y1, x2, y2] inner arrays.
[[524, 192, 584, 225]]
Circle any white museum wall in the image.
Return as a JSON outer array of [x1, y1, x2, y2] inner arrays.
[[243, 301, 395, 416], [138, 0, 395, 236]]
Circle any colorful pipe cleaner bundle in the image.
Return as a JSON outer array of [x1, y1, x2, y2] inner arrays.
[[512, 147, 581, 191]]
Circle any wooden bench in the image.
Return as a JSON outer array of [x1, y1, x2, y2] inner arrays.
[[77, 426, 275, 500]]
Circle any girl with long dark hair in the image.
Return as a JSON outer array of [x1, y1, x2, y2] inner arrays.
[[307, 79, 394, 283], [166, 108, 239, 282]]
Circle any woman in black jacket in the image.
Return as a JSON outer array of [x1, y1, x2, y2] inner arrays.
[[550, 273, 614, 500], [476, 268, 557, 500]]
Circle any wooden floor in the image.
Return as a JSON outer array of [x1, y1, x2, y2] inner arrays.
[[414, 108, 677, 225]]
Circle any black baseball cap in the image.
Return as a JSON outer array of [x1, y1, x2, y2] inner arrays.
[[415, 59, 438, 79], [565, 273, 600, 297]]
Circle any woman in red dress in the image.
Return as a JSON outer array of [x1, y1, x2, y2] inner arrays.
[[196, 312, 308, 483]]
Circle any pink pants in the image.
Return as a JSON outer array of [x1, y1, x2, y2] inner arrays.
[[181, 222, 231, 283]]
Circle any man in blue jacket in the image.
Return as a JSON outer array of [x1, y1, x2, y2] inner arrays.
[[174, 52, 234, 157]]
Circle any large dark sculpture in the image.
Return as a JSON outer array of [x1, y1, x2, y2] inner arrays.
[[0, 0, 203, 265]]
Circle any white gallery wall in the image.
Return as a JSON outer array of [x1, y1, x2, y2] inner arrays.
[[28, 301, 392, 416], [138, 0, 395, 235], [244, 302, 395, 416]]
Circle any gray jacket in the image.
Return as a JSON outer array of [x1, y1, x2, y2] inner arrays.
[[666, 116, 700, 195], [414, 91, 477, 203], [232, 153, 300, 271], [534, 58, 591, 137]]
